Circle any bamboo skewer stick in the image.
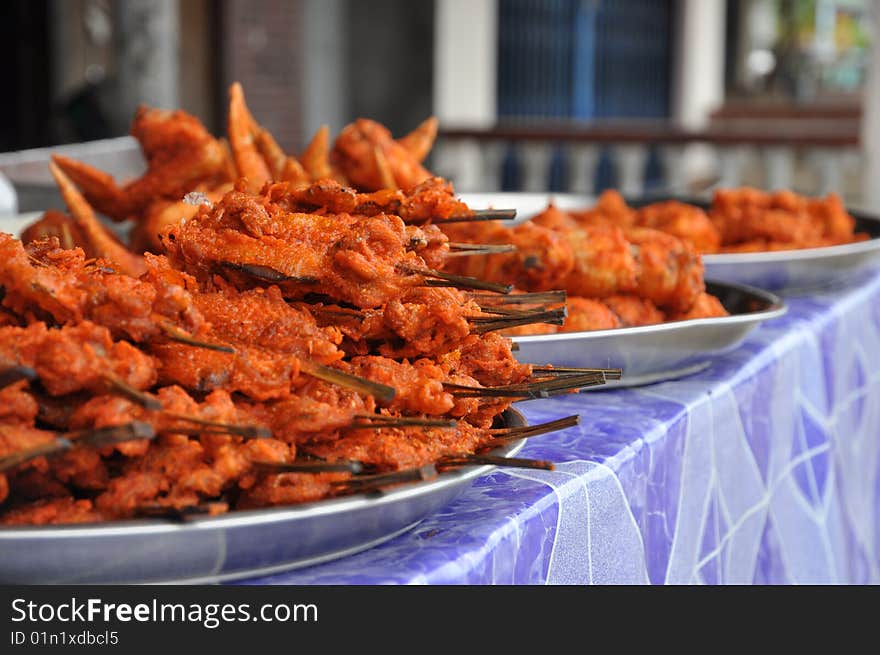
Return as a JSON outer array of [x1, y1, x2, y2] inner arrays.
[[0, 364, 37, 390], [100, 375, 162, 410], [0, 438, 72, 473], [159, 323, 235, 354], [437, 454, 555, 471], [253, 460, 365, 474], [431, 209, 517, 223]]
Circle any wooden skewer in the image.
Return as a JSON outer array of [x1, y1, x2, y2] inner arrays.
[[531, 366, 623, 380], [470, 307, 567, 334], [436, 454, 555, 471], [159, 323, 235, 354], [474, 304, 563, 316], [401, 265, 512, 294], [446, 243, 517, 257], [302, 362, 396, 404], [473, 305, 526, 316], [161, 414, 273, 439], [0, 437, 72, 473], [443, 372, 607, 399], [330, 464, 438, 493], [348, 415, 457, 429], [100, 374, 162, 410], [431, 209, 518, 224], [0, 364, 37, 390], [220, 261, 319, 285], [470, 290, 567, 306], [487, 415, 580, 441], [252, 459, 365, 474], [67, 421, 156, 448], [308, 306, 363, 320]]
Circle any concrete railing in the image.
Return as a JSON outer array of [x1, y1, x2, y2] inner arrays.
[[433, 119, 862, 198]]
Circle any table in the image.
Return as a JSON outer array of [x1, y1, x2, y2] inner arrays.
[[242, 270, 880, 584]]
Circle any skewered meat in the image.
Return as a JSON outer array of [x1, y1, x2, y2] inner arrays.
[[131, 184, 231, 253], [192, 285, 345, 363], [0, 322, 156, 397], [0, 235, 205, 344], [161, 187, 433, 308], [442, 220, 577, 291], [305, 421, 486, 472], [264, 176, 472, 224], [331, 118, 432, 191], [311, 286, 478, 359]]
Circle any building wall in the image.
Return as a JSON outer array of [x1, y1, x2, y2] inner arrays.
[[345, 0, 434, 136], [218, 0, 305, 151]]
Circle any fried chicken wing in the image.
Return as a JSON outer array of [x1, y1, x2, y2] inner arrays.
[[332, 118, 432, 191]]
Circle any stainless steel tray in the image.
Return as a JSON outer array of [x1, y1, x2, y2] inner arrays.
[[0, 412, 526, 584], [512, 280, 786, 386], [460, 192, 880, 292]]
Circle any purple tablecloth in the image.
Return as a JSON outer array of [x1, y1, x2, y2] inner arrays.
[[241, 270, 880, 584]]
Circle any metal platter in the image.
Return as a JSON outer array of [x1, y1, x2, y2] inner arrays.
[[0, 411, 526, 584], [512, 280, 786, 387], [459, 192, 880, 293]]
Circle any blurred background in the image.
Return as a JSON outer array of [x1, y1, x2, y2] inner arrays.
[[1, 0, 878, 210]]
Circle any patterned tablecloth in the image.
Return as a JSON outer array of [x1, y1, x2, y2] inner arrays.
[[243, 270, 880, 585]]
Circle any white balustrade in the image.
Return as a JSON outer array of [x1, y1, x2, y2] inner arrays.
[[613, 144, 648, 197], [438, 137, 859, 201], [433, 139, 484, 192], [716, 145, 749, 188], [520, 142, 554, 192], [659, 144, 687, 194], [478, 141, 508, 191], [812, 148, 842, 196], [566, 144, 600, 195], [762, 146, 795, 190]]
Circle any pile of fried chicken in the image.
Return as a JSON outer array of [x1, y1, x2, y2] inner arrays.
[[1, 85, 618, 526]]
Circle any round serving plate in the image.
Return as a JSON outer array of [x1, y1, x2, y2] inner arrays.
[[512, 280, 786, 386], [0, 411, 527, 584]]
